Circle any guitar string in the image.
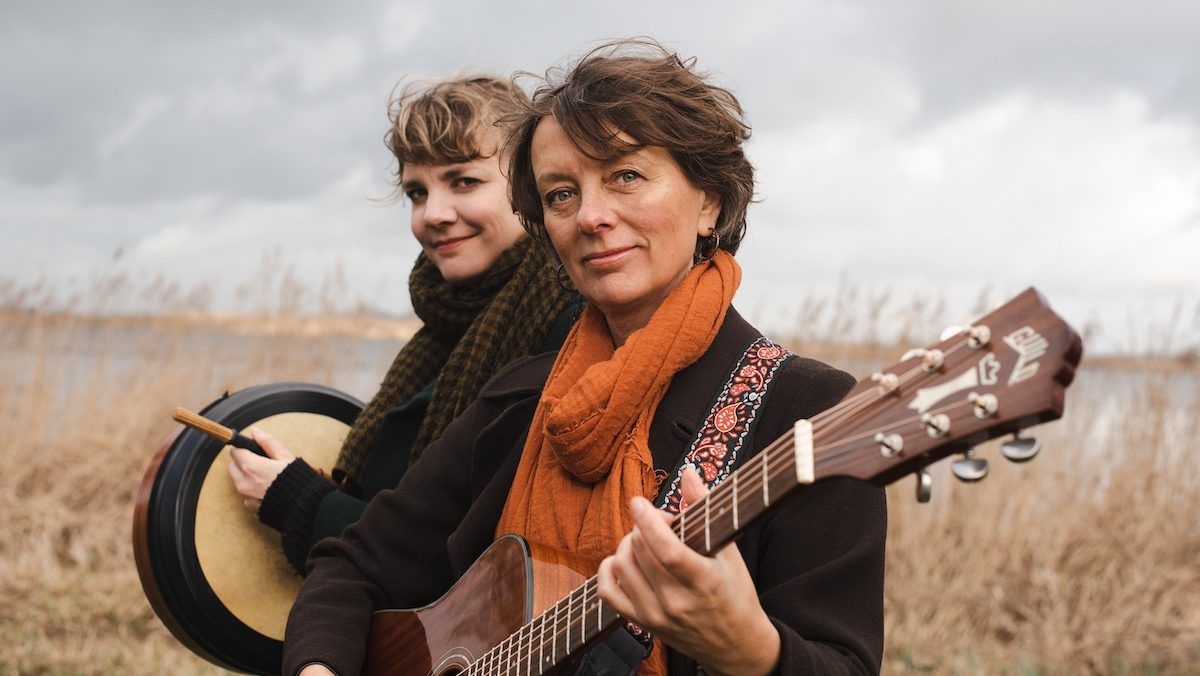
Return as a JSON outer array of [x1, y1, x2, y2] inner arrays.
[[475, 395, 977, 675], [468, 336, 985, 672], [492, 401, 976, 674], [806, 340, 969, 434], [680, 395, 978, 547], [665, 339, 981, 543], [649, 337, 975, 537], [493, 393, 981, 673], [483, 366, 983, 672]]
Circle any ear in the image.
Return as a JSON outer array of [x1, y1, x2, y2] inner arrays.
[[696, 190, 721, 237]]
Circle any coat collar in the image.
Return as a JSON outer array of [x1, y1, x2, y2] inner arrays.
[[648, 306, 762, 458], [476, 305, 763, 465]]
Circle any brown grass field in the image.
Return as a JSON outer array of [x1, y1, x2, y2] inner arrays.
[[1, 284, 1197, 674]]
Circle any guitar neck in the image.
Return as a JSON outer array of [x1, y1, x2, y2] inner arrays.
[[467, 431, 817, 676]]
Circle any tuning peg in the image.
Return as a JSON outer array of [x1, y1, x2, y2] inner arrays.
[[939, 325, 963, 341], [921, 412, 951, 438], [915, 469, 932, 503], [951, 449, 989, 482], [899, 348, 945, 373], [1001, 433, 1041, 463], [967, 324, 992, 349]]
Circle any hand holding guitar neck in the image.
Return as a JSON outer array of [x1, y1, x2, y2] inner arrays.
[[171, 407, 266, 457]]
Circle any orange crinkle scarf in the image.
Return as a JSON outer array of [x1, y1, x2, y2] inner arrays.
[[495, 250, 741, 675]]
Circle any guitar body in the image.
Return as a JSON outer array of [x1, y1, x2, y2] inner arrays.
[[363, 534, 592, 675]]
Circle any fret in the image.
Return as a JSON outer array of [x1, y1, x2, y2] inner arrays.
[[565, 587, 573, 653], [762, 453, 770, 506], [550, 598, 559, 669], [522, 618, 532, 676], [680, 508, 687, 542], [732, 473, 740, 530], [582, 586, 590, 637], [704, 496, 711, 552], [536, 613, 545, 675]]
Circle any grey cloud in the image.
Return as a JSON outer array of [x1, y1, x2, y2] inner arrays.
[[2, 0, 1198, 350]]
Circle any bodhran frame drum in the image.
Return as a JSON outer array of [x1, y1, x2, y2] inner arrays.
[[133, 382, 363, 674]]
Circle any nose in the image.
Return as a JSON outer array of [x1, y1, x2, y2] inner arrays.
[[575, 189, 615, 234], [422, 189, 456, 229]]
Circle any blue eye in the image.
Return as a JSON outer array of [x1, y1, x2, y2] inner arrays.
[[616, 170, 639, 183], [545, 189, 573, 206]]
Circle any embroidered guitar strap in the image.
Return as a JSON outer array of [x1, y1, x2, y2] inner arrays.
[[620, 337, 794, 656], [655, 336, 795, 512]]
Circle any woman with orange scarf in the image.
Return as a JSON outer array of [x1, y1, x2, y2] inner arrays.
[[285, 40, 886, 676]]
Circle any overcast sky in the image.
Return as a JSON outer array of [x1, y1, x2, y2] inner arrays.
[[2, 1, 1198, 353]]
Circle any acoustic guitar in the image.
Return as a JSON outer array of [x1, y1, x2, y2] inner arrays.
[[361, 287, 1083, 675]]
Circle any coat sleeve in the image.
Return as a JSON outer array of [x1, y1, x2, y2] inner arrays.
[[281, 392, 504, 676], [742, 360, 886, 675]]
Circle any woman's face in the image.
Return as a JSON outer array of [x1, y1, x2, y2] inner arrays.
[[531, 117, 720, 335], [403, 138, 526, 285]]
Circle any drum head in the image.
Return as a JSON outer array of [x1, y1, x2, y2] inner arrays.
[[135, 382, 363, 674]]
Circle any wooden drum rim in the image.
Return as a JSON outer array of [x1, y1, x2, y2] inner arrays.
[[132, 382, 363, 674]]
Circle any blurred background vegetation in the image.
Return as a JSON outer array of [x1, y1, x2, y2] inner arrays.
[[0, 263, 1196, 674]]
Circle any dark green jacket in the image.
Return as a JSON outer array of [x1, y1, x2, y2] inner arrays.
[[258, 299, 583, 574]]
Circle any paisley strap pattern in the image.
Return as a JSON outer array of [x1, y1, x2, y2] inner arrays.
[[625, 337, 794, 652], [656, 336, 795, 513]]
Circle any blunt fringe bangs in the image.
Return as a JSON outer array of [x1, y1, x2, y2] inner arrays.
[[386, 76, 528, 187]]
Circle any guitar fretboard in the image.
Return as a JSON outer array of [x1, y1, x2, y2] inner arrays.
[[464, 435, 815, 676], [465, 328, 994, 675]]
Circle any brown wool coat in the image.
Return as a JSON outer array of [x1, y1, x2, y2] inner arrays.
[[283, 308, 886, 675]]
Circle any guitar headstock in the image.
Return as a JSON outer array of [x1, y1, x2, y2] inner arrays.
[[814, 288, 1083, 491]]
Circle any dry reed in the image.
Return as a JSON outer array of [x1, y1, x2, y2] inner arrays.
[[0, 272, 1196, 675]]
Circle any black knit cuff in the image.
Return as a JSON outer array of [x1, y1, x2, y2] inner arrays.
[[258, 458, 336, 573], [258, 458, 327, 530]]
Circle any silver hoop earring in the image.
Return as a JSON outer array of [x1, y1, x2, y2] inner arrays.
[[554, 262, 572, 290], [695, 232, 721, 264]]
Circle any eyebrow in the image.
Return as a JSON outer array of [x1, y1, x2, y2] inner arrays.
[[535, 147, 652, 188], [401, 163, 476, 191], [437, 166, 467, 182], [534, 171, 576, 189]]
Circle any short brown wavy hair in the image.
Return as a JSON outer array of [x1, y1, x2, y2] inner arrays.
[[506, 39, 754, 256], [386, 75, 528, 186]]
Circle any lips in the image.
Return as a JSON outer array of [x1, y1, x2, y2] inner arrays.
[[582, 246, 635, 268], [431, 234, 476, 252]]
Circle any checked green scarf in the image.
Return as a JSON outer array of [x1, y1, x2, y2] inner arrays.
[[334, 235, 573, 490]]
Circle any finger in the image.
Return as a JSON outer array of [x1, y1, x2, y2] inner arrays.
[[227, 455, 246, 483], [250, 428, 295, 462], [229, 446, 254, 470], [629, 496, 708, 584], [597, 554, 639, 623], [607, 530, 671, 628], [680, 466, 711, 505], [628, 509, 682, 584]]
